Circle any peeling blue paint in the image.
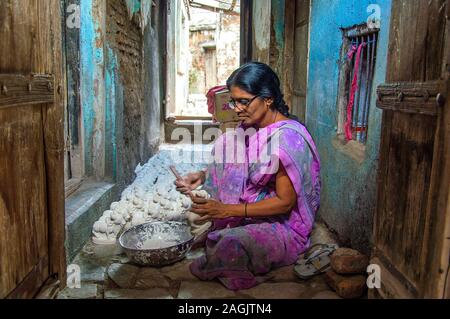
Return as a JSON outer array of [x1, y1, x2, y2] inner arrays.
[[80, 0, 95, 176], [80, 0, 109, 177], [271, 0, 285, 52], [306, 0, 392, 252], [68, 0, 160, 261], [271, 0, 285, 74]]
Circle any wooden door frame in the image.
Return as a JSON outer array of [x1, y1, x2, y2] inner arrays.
[[282, 0, 311, 121], [49, 0, 68, 291], [422, 2, 450, 297], [164, 0, 249, 123], [240, 0, 253, 65], [38, 0, 67, 295], [283, 0, 296, 109]]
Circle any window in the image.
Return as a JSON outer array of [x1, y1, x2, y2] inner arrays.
[[166, 0, 241, 119], [337, 24, 379, 144]]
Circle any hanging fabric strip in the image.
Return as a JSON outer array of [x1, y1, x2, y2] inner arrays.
[[345, 42, 366, 141]]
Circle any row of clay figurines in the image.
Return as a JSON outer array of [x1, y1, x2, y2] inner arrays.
[[92, 182, 212, 245]]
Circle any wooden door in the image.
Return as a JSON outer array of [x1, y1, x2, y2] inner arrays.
[[371, 0, 450, 298], [0, 0, 66, 298], [284, 0, 310, 122], [240, 0, 253, 64]]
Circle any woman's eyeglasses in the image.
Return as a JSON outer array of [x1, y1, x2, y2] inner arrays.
[[228, 95, 259, 110]]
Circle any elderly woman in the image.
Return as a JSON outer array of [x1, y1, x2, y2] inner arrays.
[[175, 62, 321, 291]]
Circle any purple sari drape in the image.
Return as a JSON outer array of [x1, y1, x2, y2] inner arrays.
[[190, 119, 321, 290]]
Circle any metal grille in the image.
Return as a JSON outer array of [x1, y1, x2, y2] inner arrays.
[[347, 31, 378, 144]]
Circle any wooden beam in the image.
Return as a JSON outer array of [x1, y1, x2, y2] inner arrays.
[[282, 0, 295, 109], [190, 0, 240, 15], [0, 74, 55, 109], [376, 81, 445, 116]]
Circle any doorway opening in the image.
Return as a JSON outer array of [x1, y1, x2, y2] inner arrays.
[[166, 0, 241, 120]]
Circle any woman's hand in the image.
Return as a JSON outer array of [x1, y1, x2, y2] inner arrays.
[[175, 171, 205, 195], [190, 197, 230, 221]]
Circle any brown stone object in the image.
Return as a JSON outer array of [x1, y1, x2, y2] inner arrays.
[[324, 270, 367, 299], [330, 248, 369, 275]]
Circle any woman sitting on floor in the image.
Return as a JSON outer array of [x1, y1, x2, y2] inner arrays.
[[176, 62, 321, 291]]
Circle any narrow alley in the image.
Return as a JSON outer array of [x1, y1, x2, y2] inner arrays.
[[0, 0, 449, 302]]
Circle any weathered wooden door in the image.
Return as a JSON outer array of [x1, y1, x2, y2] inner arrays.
[[371, 0, 450, 298], [0, 0, 66, 298], [284, 0, 310, 122]]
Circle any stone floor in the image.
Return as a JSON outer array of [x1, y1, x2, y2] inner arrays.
[[57, 222, 343, 299]]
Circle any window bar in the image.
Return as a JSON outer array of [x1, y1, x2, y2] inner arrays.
[[361, 34, 372, 143], [353, 36, 364, 141], [360, 34, 371, 143], [360, 34, 372, 143], [348, 38, 357, 105], [350, 37, 358, 125], [362, 33, 377, 143], [369, 33, 377, 138], [356, 35, 366, 142], [351, 36, 359, 129]]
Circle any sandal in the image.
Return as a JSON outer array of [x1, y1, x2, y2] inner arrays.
[[294, 243, 339, 280]]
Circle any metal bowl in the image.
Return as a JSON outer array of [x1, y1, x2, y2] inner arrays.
[[119, 221, 194, 267]]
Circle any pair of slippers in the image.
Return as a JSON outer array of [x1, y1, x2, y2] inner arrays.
[[294, 243, 339, 280]]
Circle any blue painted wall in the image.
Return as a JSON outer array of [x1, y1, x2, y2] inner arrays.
[[125, 0, 142, 15], [80, 0, 96, 176], [80, 0, 149, 180], [306, 0, 392, 253], [105, 45, 121, 180], [271, 0, 286, 75], [68, 0, 161, 259]]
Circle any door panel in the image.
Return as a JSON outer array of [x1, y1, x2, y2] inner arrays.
[[374, 111, 437, 291], [0, 0, 66, 298], [372, 0, 449, 298], [0, 106, 49, 298]]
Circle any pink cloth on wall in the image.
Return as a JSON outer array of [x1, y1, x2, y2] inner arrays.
[[345, 43, 366, 141]]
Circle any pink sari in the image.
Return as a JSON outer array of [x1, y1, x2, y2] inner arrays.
[[190, 119, 321, 290]]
